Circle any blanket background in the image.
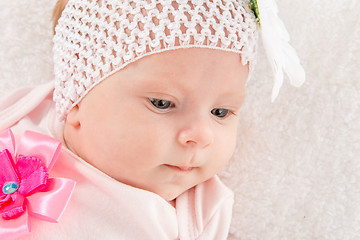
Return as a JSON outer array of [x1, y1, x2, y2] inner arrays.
[[1, 0, 359, 239]]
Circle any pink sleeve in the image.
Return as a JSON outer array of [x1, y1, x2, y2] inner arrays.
[[0, 82, 54, 130], [196, 184, 234, 240], [197, 196, 234, 240], [176, 176, 234, 240]]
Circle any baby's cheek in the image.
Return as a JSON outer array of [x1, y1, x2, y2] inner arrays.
[[120, 127, 163, 163], [215, 131, 237, 166], [228, 133, 238, 157]]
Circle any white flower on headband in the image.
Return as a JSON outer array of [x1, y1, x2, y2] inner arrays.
[[250, 0, 306, 101]]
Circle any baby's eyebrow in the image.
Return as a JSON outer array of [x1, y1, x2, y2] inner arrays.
[[134, 70, 192, 91], [133, 76, 180, 94]]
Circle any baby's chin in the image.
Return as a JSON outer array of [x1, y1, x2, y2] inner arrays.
[[160, 191, 183, 202], [153, 183, 197, 202]]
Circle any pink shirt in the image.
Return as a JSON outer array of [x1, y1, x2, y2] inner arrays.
[[0, 82, 234, 240]]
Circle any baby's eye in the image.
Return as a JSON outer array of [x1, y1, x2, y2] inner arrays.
[[149, 98, 174, 110], [211, 108, 230, 118]]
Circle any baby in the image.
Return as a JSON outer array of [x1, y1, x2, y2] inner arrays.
[[0, 0, 304, 239]]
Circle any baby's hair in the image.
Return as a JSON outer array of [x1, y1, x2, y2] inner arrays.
[[52, 0, 68, 34]]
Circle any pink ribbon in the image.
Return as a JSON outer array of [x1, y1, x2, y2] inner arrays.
[[0, 129, 76, 240]]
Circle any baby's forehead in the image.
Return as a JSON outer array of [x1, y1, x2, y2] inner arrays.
[[111, 48, 247, 101], [126, 48, 245, 77]]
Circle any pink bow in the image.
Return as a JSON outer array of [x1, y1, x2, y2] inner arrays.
[[0, 129, 76, 240]]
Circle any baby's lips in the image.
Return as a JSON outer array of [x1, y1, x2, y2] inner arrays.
[[165, 164, 196, 172], [176, 166, 194, 171]]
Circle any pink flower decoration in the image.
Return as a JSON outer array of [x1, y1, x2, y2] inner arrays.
[[0, 129, 76, 239]]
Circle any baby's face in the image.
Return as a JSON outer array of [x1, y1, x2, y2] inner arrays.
[[64, 48, 248, 201]]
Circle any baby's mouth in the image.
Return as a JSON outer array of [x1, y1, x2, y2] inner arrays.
[[176, 166, 194, 171], [165, 164, 195, 172]]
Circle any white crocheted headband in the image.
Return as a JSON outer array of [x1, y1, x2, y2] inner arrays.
[[53, 0, 305, 120]]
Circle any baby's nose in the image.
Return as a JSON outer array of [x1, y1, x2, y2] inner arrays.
[[176, 114, 214, 149]]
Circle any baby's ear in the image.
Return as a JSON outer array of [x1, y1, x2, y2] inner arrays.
[[66, 105, 81, 128]]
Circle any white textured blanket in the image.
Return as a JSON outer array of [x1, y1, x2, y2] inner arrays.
[[0, 0, 359, 239]]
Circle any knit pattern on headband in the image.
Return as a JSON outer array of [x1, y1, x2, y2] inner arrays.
[[53, 0, 258, 120]]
